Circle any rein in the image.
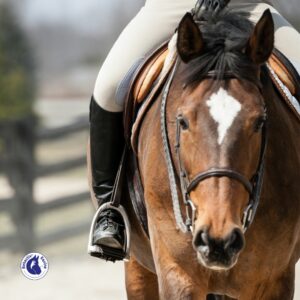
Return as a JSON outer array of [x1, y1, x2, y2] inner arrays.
[[160, 59, 194, 233], [160, 60, 268, 234]]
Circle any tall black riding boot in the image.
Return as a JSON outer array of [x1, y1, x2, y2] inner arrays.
[[89, 96, 125, 252]]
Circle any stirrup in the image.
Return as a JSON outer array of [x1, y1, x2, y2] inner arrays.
[[88, 202, 131, 262]]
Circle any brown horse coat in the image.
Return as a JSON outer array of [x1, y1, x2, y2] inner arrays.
[[124, 10, 300, 300], [87, 8, 300, 300]]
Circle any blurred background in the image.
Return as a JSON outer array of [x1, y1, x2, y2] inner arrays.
[[0, 0, 298, 299]]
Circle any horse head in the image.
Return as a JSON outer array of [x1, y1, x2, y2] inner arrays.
[[173, 9, 274, 270], [26, 255, 42, 275]]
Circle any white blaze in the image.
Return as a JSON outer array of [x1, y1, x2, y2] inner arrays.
[[206, 88, 241, 145]]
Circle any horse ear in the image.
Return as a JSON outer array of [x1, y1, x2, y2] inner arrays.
[[246, 9, 274, 64], [177, 13, 204, 63]]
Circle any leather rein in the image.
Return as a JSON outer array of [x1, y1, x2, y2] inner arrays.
[[160, 59, 267, 233]]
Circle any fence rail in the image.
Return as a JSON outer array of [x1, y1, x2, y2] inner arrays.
[[37, 156, 87, 177], [37, 117, 89, 140], [38, 191, 90, 213]]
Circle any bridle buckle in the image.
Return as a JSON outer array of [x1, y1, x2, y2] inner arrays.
[[242, 204, 254, 232], [185, 199, 197, 232]]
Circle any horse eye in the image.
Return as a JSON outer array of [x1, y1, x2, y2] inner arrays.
[[254, 115, 266, 132], [178, 115, 189, 130]]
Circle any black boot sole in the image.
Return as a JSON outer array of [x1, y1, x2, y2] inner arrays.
[[90, 245, 126, 262]]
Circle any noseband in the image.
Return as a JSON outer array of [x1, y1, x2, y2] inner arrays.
[[160, 60, 267, 233]]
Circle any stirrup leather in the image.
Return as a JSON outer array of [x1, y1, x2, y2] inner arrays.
[[88, 202, 131, 262]]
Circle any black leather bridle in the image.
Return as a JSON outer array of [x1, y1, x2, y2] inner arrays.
[[160, 59, 267, 233]]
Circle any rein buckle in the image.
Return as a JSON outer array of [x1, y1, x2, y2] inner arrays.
[[185, 199, 197, 232], [242, 204, 254, 232]]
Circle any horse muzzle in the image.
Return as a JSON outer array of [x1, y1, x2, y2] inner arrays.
[[193, 227, 245, 270]]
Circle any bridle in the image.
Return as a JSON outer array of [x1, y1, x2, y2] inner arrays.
[[160, 59, 268, 233]]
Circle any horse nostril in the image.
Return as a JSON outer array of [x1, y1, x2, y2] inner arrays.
[[194, 230, 209, 248], [225, 228, 245, 253]]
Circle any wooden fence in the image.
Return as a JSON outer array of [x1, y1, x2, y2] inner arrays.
[[0, 116, 90, 252]]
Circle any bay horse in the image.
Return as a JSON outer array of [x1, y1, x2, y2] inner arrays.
[[88, 7, 300, 300]]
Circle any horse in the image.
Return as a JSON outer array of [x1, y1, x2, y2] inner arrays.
[[88, 7, 300, 300]]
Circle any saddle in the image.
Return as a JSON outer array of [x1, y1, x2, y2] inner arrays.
[[118, 38, 300, 236]]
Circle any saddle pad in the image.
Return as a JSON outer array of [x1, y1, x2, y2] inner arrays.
[[269, 53, 296, 95], [267, 65, 300, 121]]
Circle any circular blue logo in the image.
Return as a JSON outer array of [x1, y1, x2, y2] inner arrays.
[[20, 252, 49, 280]]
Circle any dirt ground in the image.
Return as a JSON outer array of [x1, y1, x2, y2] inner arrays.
[[0, 234, 126, 300], [0, 237, 299, 300]]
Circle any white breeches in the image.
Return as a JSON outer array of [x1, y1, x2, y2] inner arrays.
[[93, 0, 300, 112]]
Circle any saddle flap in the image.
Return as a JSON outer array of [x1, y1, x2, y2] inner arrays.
[[133, 48, 169, 103], [269, 53, 296, 95], [123, 41, 169, 144]]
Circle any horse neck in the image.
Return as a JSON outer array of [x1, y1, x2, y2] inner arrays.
[[137, 71, 183, 207], [262, 75, 300, 207]]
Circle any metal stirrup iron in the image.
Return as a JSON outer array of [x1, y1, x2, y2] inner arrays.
[[88, 203, 131, 261]]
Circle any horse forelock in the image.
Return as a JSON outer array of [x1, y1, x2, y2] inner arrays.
[[182, 10, 261, 88]]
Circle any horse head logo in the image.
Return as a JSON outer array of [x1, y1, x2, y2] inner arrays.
[[26, 255, 42, 275]]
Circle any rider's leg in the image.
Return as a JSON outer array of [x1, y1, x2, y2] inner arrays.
[[93, 0, 196, 112], [89, 98, 124, 249], [90, 0, 196, 252]]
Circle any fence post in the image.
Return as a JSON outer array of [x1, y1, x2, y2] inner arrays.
[[1, 116, 36, 253]]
